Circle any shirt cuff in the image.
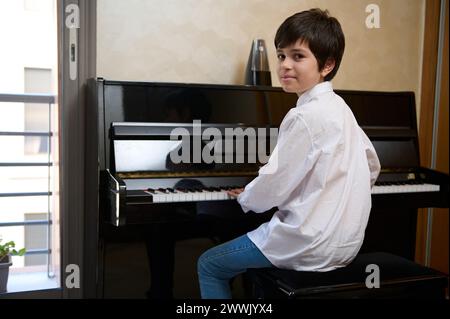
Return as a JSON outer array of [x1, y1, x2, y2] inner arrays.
[[237, 193, 251, 213]]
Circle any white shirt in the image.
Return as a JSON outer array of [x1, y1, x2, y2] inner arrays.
[[238, 81, 381, 272]]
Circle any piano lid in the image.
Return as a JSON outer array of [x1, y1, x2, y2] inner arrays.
[[99, 79, 417, 129], [102, 80, 298, 127]]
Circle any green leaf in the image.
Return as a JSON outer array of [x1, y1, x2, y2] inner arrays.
[[0, 239, 26, 259]]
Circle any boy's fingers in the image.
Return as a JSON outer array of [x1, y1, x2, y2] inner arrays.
[[227, 188, 244, 198], [227, 190, 237, 197]]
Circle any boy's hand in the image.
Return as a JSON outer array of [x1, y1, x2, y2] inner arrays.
[[227, 188, 244, 198]]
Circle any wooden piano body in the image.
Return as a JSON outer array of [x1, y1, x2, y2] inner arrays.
[[85, 78, 449, 298]]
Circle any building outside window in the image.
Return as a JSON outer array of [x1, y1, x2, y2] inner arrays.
[[0, 0, 59, 293]]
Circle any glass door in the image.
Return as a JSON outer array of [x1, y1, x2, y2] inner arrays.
[[0, 0, 60, 295], [0, 0, 96, 298]]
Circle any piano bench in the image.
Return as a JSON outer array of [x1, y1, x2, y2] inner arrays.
[[245, 252, 448, 299]]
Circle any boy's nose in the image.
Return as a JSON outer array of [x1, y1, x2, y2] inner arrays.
[[280, 58, 293, 69]]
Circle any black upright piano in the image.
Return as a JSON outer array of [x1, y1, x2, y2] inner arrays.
[[85, 78, 449, 298]]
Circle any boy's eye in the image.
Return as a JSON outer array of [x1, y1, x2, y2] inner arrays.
[[277, 54, 285, 61], [294, 54, 304, 60]]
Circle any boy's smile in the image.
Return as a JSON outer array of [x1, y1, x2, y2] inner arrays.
[[276, 40, 333, 96]]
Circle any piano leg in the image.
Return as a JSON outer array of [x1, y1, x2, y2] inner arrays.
[[145, 223, 177, 299]]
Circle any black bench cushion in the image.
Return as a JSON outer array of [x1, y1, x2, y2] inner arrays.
[[247, 252, 448, 296]]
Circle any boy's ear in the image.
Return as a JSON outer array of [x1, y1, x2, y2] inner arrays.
[[320, 59, 335, 78]]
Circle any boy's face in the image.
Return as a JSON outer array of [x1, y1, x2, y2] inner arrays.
[[276, 40, 331, 95]]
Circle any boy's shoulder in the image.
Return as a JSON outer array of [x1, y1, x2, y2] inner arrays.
[[284, 89, 352, 125], [285, 91, 355, 136], [294, 91, 342, 118]]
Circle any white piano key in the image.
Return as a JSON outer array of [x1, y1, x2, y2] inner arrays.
[[170, 192, 180, 202], [198, 191, 206, 201], [156, 190, 170, 202], [178, 193, 185, 201], [372, 183, 440, 194], [421, 184, 440, 192], [219, 191, 230, 200]]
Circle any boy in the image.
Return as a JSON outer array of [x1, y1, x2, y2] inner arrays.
[[197, 8, 381, 299]]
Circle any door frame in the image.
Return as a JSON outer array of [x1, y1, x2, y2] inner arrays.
[[59, 0, 96, 299], [416, 0, 448, 271]]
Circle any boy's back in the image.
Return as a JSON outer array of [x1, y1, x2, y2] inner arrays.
[[243, 81, 380, 271]]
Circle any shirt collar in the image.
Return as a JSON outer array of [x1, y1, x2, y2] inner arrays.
[[296, 81, 333, 107]]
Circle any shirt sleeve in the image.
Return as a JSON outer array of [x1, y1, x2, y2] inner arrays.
[[360, 127, 381, 188], [237, 113, 318, 213]]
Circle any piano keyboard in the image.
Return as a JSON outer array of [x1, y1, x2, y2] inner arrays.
[[143, 183, 441, 203], [145, 186, 241, 203], [372, 183, 440, 194]]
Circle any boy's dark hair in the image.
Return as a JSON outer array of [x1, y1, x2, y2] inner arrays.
[[274, 8, 345, 81]]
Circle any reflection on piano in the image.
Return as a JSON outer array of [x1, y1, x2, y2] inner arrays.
[[85, 78, 449, 297], [107, 121, 276, 225]]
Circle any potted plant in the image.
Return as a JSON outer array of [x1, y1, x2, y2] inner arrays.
[[0, 238, 26, 293]]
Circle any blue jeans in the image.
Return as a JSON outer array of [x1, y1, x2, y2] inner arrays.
[[197, 234, 273, 299]]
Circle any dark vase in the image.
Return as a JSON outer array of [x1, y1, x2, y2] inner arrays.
[[245, 39, 272, 86]]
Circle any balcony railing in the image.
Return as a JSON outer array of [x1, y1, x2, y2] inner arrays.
[[0, 92, 56, 278]]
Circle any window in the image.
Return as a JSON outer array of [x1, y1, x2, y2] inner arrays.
[[0, 0, 59, 294]]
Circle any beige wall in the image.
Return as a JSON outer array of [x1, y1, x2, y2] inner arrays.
[[97, 0, 425, 116]]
